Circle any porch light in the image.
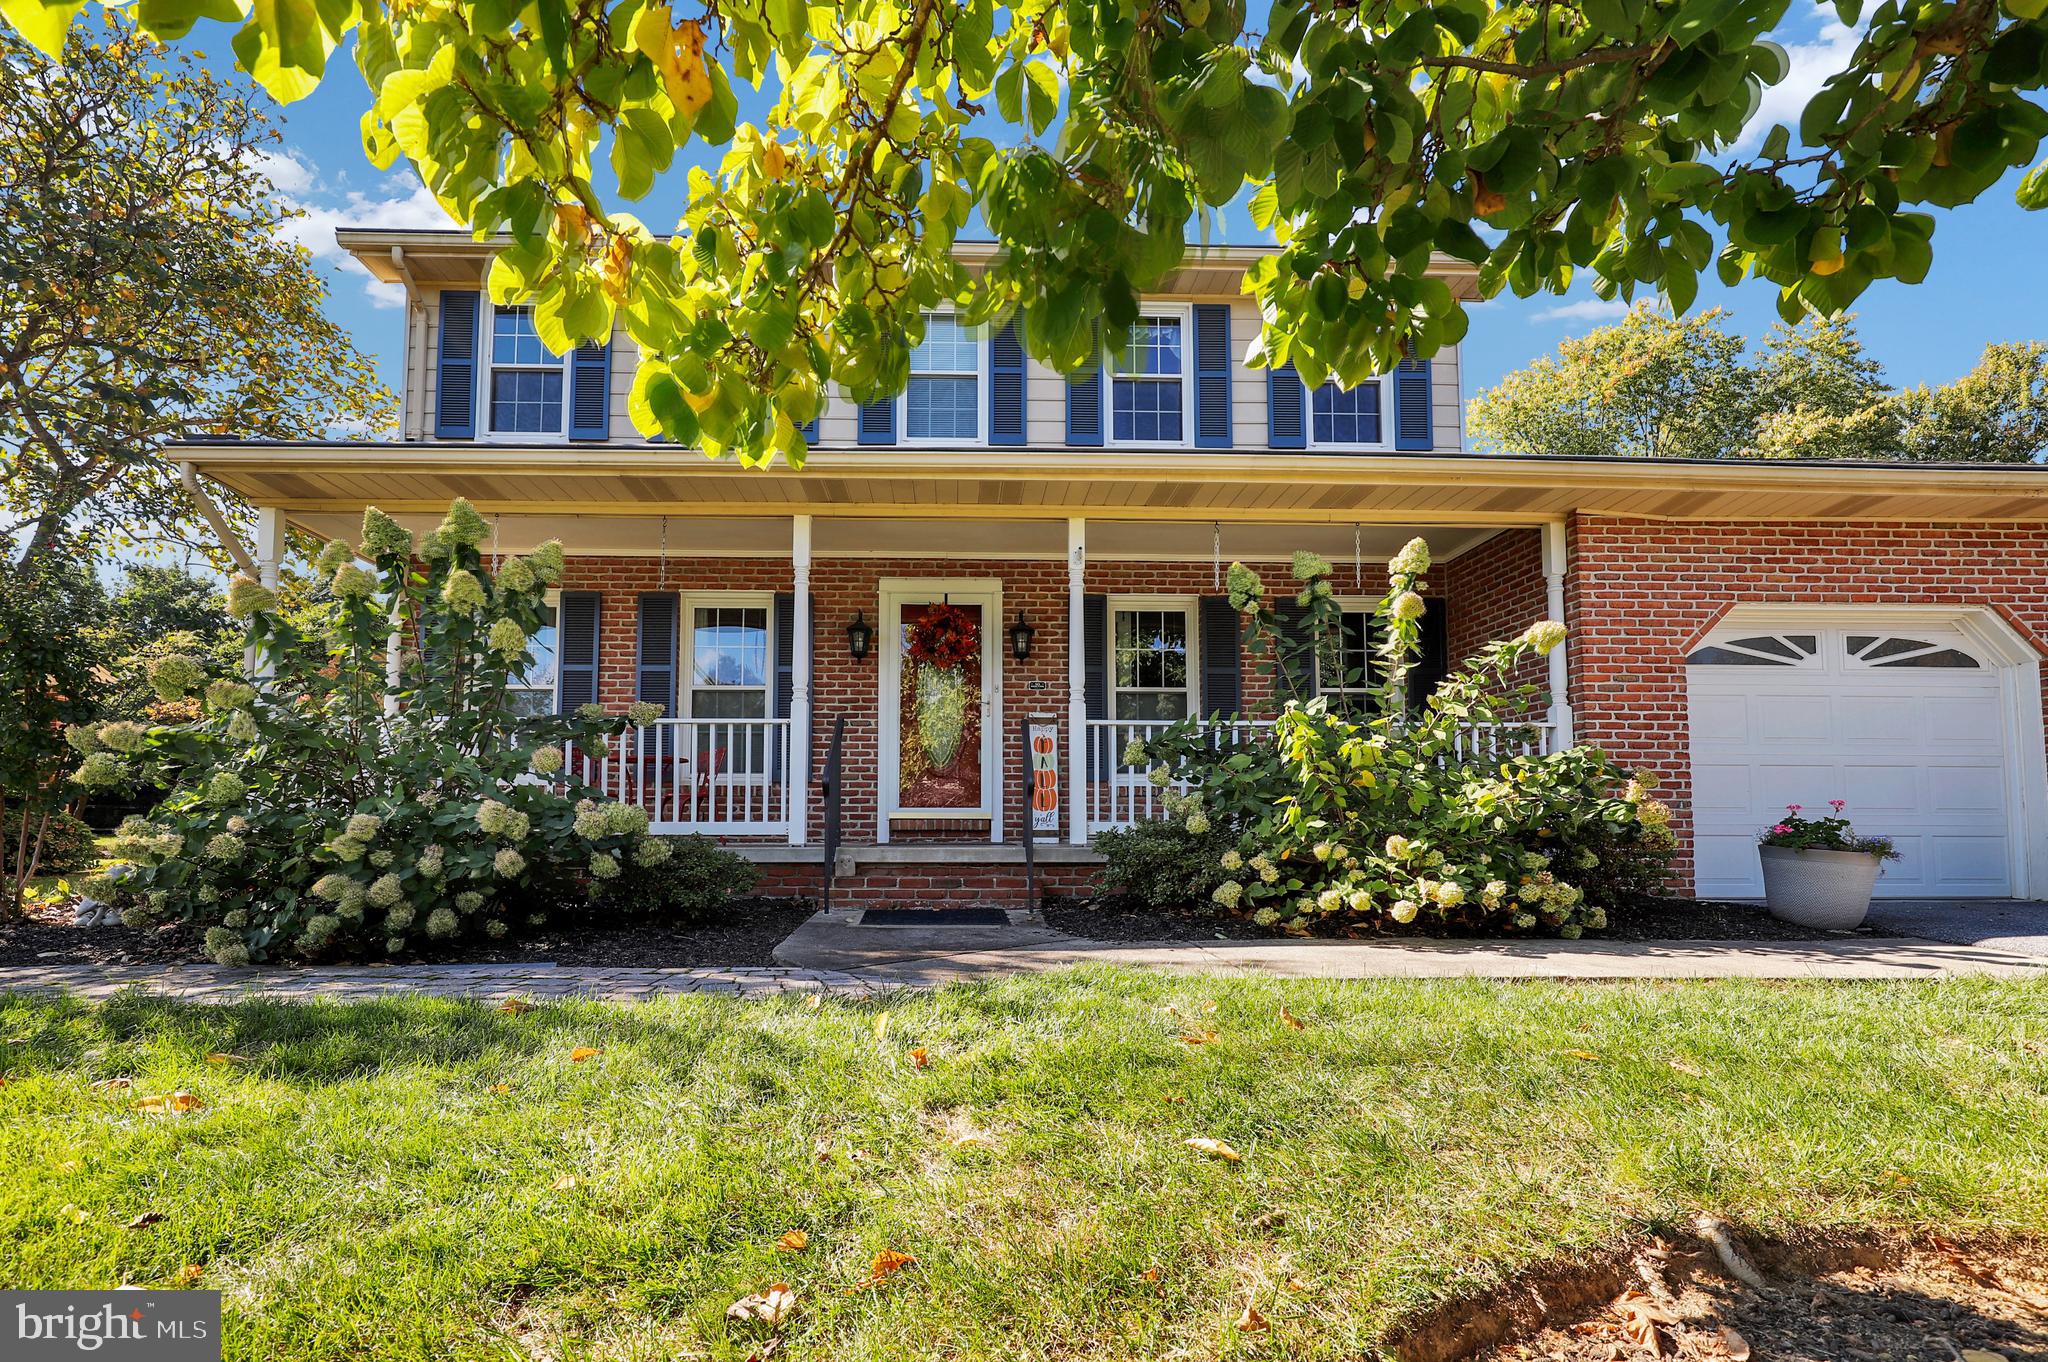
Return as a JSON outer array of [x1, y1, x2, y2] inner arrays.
[[846, 611, 874, 661], [1009, 611, 1037, 661]]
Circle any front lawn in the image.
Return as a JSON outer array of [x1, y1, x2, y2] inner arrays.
[[3, 973, 2045, 1360]]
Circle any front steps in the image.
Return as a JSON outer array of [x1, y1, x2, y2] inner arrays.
[[741, 843, 1102, 908]]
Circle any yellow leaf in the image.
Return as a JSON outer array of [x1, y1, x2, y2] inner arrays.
[[873, 1012, 892, 1042], [1666, 1058, 1704, 1077], [167, 1091, 204, 1113], [804, 993, 823, 1011], [634, 4, 713, 118], [489, 1083, 513, 1095], [1279, 1007, 1306, 1030], [950, 1133, 993, 1148], [763, 139, 788, 179], [496, 999, 534, 1015], [1200, 1000, 1218, 1014], [1562, 1049, 1599, 1062], [1180, 1030, 1219, 1046], [1723, 1327, 1754, 1361], [909, 1047, 930, 1069], [59, 1203, 89, 1225], [1186, 1137, 1242, 1163], [175, 1265, 203, 1287], [204, 1053, 250, 1065], [850, 1248, 917, 1289], [570, 1047, 600, 1063], [551, 1174, 578, 1191], [775, 1229, 809, 1253], [1236, 1302, 1269, 1332], [91, 1077, 133, 1091], [726, 1282, 798, 1327]]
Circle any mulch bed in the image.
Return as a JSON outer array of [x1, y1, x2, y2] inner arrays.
[[1395, 1224, 2048, 1362], [1043, 895, 1875, 944], [0, 899, 817, 970]]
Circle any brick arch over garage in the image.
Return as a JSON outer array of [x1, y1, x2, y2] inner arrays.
[[1563, 515, 2048, 896]]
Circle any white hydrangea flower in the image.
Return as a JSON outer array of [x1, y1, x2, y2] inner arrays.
[[604, 802, 650, 837], [203, 833, 245, 863], [1211, 881, 1244, 908], [417, 845, 445, 878], [1390, 590, 1426, 622], [346, 813, 383, 841], [487, 616, 528, 659], [226, 709, 259, 742], [1220, 849, 1243, 872], [1433, 881, 1466, 907], [1384, 834, 1412, 860], [97, 721, 147, 754], [454, 891, 484, 912], [1316, 889, 1343, 913], [1147, 766, 1172, 788], [1388, 898, 1419, 924], [633, 838, 671, 868], [1388, 537, 1431, 576], [1184, 812, 1211, 836], [494, 848, 526, 878], [367, 874, 403, 908], [426, 908, 459, 938], [626, 700, 665, 727], [72, 752, 129, 789], [1291, 549, 1332, 582], [1520, 620, 1568, 654], [1251, 907, 1280, 927], [1121, 738, 1148, 766], [530, 745, 565, 776], [589, 852, 621, 880], [1347, 890, 1372, 913]]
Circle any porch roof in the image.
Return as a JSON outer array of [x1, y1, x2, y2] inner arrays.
[[179, 442, 2048, 531]]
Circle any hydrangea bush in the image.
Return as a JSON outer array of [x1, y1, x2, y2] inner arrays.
[[1103, 540, 1673, 938], [67, 498, 675, 964]]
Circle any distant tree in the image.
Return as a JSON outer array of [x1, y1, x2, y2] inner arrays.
[[1475, 308, 2048, 463], [0, 19, 394, 572], [84, 564, 238, 724], [0, 559, 106, 916]]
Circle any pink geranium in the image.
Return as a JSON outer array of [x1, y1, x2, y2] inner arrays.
[[1770, 823, 1791, 835], [1785, 803, 1803, 813]]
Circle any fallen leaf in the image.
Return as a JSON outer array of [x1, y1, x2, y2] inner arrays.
[[873, 1012, 892, 1042], [1251, 1211, 1286, 1230], [1611, 1290, 1675, 1356], [804, 993, 822, 1011], [90, 1077, 133, 1091], [1186, 1137, 1242, 1163], [1284, 1276, 1310, 1292], [175, 1265, 203, 1286], [551, 1174, 578, 1191], [727, 1283, 798, 1328], [54, 1160, 80, 1173], [569, 1047, 600, 1063], [1562, 1049, 1600, 1062], [1721, 1326, 1753, 1360], [58, 1203, 88, 1225], [1163, 1093, 1187, 1105], [812, 1139, 832, 1163], [1140, 1267, 1160, 1282], [168, 1091, 203, 1113], [125, 1211, 164, 1230], [1236, 1302, 1268, 1332], [1666, 1058, 1705, 1078], [1279, 1007, 1306, 1030], [1200, 1000, 1219, 1015], [489, 1083, 513, 1095], [204, 1053, 250, 1065], [775, 1229, 809, 1253], [1179, 1030, 1219, 1046], [134, 1091, 204, 1115], [850, 1248, 917, 1289], [909, 1047, 930, 1069], [496, 999, 534, 1015]]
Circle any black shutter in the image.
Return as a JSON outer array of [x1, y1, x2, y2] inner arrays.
[[568, 339, 611, 439], [1198, 596, 1242, 716], [989, 319, 1026, 445], [435, 289, 479, 439], [1083, 593, 1108, 777], [1267, 360, 1305, 449], [772, 593, 795, 719], [557, 590, 601, 714], [635, 593, 677, 717], [1273, 595, 1316, 702], [1408, 599, 1449, 709], [1193, 304, 1232, 448]]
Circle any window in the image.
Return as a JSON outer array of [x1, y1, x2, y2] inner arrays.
[[903, 313, 981, 442], [1686, 634, 1820, 667], [1111, 313, 1188, 444], [1319, 608, 1375, 710], [507, 596, 559, 717], [1310, 381, 1386, 448], [686, 602, 772, 719], [1846, 634, 1982, 668], [1111, 604, 1194, 721], [488, 305, 565, 435]]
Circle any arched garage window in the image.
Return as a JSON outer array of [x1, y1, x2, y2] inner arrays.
[[1846, 635, 1982, 668], [1685, 634, 1819, 666]]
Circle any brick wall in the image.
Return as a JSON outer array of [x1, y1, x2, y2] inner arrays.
[[1440, 527, 1547, 674], [1566, 515, 2048, 889]]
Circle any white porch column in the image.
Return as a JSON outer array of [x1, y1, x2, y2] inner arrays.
[[1067, 517, 1088, 845], [249, 506, 287, 681], [1541, 519, 1574, 749], [789, 515, 813, 847]]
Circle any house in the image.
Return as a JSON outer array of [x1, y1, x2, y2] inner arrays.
[[177, 229, 2048, 905]]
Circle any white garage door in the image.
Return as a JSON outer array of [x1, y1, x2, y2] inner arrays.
[[1687, 625, 2016, 898]]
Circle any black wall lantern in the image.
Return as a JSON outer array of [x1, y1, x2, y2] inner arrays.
[[1009, 611, 1037, 661], [846, 610, 874, 661]]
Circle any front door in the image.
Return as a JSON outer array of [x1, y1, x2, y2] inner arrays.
[[879, 582, 1001, 841]]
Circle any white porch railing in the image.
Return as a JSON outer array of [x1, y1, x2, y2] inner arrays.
[[566, 719, 793, 836], [1083, 716, 1559, 833]]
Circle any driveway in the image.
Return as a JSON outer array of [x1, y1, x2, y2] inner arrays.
[[1866, 899, 2048, 957]]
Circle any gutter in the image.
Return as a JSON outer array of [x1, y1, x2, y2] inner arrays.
[[178, 462, 259, 576]]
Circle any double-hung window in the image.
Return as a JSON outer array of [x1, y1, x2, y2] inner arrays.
[[1309, 380, 1387, 450], [488, 305, 566, 436], [1111, 602, 1196, 722], [507, 594, 560, 717], [902, 313, 981, 442], [685, 601, 772, 719], [1110, 311, 1189, 444], [1319, 606, 1376, 713]]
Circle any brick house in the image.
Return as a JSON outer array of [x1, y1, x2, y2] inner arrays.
[[179, 229, 2048, 904]]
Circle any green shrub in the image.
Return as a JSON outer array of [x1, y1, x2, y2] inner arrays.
[[599, 836, 762, 923], [2, 807, 99, 875], [1092, 817, 1234, 911], [69, 499, 675, 965], [1125, 543, 1673, 938]]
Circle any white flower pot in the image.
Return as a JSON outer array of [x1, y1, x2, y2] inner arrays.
[[1758, 845, 1882, 930]]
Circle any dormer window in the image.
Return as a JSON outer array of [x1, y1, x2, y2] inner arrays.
[[489, 305, 566, 436], [902, 313, 982, 444], [1110, 311, 1190, 445]]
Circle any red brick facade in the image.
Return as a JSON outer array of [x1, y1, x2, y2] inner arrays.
[[1565, 515, 2048, 889]]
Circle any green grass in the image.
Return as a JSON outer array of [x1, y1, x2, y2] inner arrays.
[[2, 973, 2045, 1360]]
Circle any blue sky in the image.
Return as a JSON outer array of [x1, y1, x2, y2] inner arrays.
[[214, 7, 2046, 414]]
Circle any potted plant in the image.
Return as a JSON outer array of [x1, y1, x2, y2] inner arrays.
[[1756, 801, 1899, 929]]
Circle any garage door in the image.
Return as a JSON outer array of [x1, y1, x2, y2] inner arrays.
[[1687, 625, 2016, 898]]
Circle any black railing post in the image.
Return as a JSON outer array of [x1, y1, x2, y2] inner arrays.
[[818, 715, 845, 914]]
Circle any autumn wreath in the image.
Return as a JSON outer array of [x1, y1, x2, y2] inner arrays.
[[906, 602, 978, 671]]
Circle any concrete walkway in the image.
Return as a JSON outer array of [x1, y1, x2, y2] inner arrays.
[[0, 963, 883, 1005]]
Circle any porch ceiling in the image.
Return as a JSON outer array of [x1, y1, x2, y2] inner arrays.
[[181, 444, 2048, 531]]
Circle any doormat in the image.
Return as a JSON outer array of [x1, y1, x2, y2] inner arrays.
[[858, 908, 1012, 927]]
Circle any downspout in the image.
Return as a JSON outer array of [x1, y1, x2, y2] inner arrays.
[[391, 245, 425, 442], [178, 462, 259, 577]]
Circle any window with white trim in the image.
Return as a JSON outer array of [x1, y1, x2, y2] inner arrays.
[[1845, 633, 1983, 668], [507, 592, 560, 717], [1686, 634, 1821, 667], [1310, 380, 1387, 449], [1110, 311, 1190, 444], [1319, 606, 1376, 710], [1111, 602, 1195, 721], [902, 313, 981, 442], [685, 598, 773, 719], [488, 305, 567, 436]]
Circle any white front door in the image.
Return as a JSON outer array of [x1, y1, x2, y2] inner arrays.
[[878, 581, 1002, 842], [1686, 623, 2019, 898]]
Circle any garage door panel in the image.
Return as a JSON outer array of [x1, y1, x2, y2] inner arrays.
[[1689, 693, 1752, 745], [1752, 762, 1848, 814], [1695, 835, 1767, 898], [1838, 764, 1924, 814], [1931, 837, 2012, 890], [1689, 763, 1756, 815], [1754, 697, 1837, 743], [1928, 700, 2006, 745], [1835, 695, 1922, 743], [1924, 764, 2007, 813]]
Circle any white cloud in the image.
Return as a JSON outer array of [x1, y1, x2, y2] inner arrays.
[[1738, 21, 1862, 152], [257, 151, 457, 308], [1531, 298, 1632, 324]]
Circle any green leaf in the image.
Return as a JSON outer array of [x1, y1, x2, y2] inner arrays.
[[2019, 160, 2048, 211], [1024, 59, 1059, 137], [0, 0, 85, 55], [135, 0, 240, 40], [994, 59, 1022, 125], [1247, 180, 1280, 231]]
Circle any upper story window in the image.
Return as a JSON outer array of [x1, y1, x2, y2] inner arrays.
[[1111, 313, 1189, 444], [1311, 381, 1386, 450], [903, 313, 981, 443], [489, 305, 565, 436]]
